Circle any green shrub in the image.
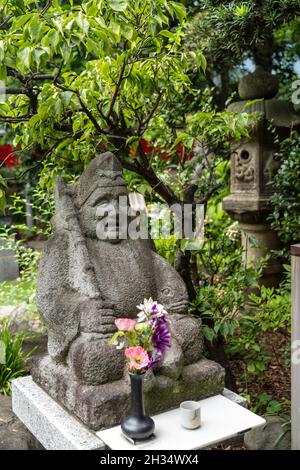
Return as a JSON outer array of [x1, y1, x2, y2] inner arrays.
[[0, 279, 37, 313], [10, 185, 55, 238], [0, 322, 34, 395], [0, 226, 41, 280], [269, 132, 300, 256], [227, 272, 291, 374], [154, 235, 180, 267], [190, 205, 263, 342], [0, 227, 39, 316]]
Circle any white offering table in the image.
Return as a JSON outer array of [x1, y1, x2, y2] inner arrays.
[[97, 394, 265, 450]]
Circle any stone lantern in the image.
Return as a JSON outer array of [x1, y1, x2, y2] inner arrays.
[[223, 67, 300, 287]]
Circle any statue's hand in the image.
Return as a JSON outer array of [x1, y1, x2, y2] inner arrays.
[[79, 298, 117, 335]]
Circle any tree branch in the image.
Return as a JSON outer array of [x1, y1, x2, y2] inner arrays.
[[106, 60, 127, 122], [0, 114, 32, 123], [0, 15, 13, 30], [53, 80, 106, 134], [40, 0, 52, 15], [5, 88, 28, 95], [139, 91, 163, 133]]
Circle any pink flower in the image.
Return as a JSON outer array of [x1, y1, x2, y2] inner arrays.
[[125, 346, 150, 371], [115, 318, 136, 332]]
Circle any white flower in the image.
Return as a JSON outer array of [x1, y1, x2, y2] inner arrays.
[[136, 297, 168, 322], [153, 302, 167, 317], [137, 311, 147, 323], [137, 297, 154, 315]]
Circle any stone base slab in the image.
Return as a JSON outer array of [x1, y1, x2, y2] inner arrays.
[[31, 355, 225, 431], [12, 376, 251, 450], [12, 376, 104, 450]]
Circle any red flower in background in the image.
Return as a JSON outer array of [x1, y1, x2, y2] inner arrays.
[[0, 144, 19, 168], [139, 139, 153, 154], [138, 139, 193, 162], [178, 141, 193, 162]]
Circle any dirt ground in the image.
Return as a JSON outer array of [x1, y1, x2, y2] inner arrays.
[[231, 330, 290, 410], [217, 330, 290, 450]]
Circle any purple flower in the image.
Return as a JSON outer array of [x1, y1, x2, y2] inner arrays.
[[152, 319, 171, 354], [147, 351, 162, 369], [151, 304, 159, 314]]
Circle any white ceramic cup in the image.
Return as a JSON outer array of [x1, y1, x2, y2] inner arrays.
[[180, 401, 201, 429]]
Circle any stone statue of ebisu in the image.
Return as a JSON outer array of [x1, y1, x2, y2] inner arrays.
[[31, 152, 224, 430]]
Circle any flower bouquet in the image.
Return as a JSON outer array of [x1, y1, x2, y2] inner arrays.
[[109, 298, 171, 442]]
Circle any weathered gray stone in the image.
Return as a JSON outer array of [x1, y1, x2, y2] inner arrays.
[[32, 152, 224, 429], [238, 67, 279, 100], [146, 359, 225, 417], [68, 333, 124, 385], [12, 377, 104, 450], [170, 314, 203, 365], [156, 337, 184, 380], [0, 306, 18, 322], [244, 416, 291, 450], [0, 245, 19, 282], [0, 305, 45, 335], [0, 394, 14, 425], [222, 388, 248, 408], [31, 355, 224, 431], [0, 393, 43, 450], [223, 69, 300, 288]]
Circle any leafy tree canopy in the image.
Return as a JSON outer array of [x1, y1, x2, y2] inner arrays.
[[0, 0, 249, 208], [185, 0, 300, 107], [187, 0, 300, 70]]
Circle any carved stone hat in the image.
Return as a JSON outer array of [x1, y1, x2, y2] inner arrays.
[[75, 152, 127, 207]]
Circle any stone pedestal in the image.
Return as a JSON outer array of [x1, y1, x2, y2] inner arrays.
[[31, 355, 225, 431], [239, 223, 282, 287]]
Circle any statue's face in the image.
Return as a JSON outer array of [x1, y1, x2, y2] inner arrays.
[[78, 186, 128, 242]]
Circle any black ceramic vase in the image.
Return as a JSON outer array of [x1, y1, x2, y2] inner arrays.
[[121, 373, 155, 441]]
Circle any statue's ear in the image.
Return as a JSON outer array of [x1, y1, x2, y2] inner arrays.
[[55, 177, 76, 201], [65, 184, 75, 197], [53, 177, 79, 231], [55, 176, 67, 197]]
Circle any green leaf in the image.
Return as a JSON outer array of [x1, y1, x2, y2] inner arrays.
[[0, 40, 4, 63], [0, 63, 6, 80], [27, 15, 42, 41], [199, 53, 207, 72], [159, 30, 175, 40], [169, 2, 186, 23], [17, 47, 32, 72], [121, 23, 133, 40], [11, 13, 32, 31], [0, 174, 7, 188], [203, 325, 215, 342], [247, 363, 256, 373], [56, 138, 73, 152], [28, 114, 41, 127], [109, 20, 121, 40], [86, 37, 99, 55], [108, 331, 124, 346], [0, 189, 7, 214], [76, 13, 90, 35], [109, 0, 129, 12], [235, 4, 248, 17]]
